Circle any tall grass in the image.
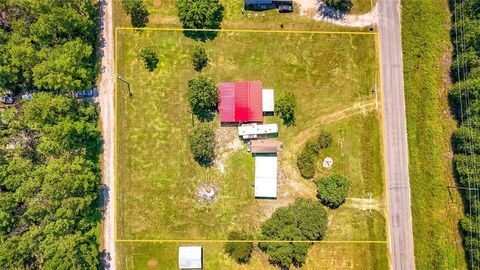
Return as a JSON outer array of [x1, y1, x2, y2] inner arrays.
[[401, 0, 467, 269]]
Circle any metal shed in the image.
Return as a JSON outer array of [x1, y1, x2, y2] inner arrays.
[[254, 155, 278, 198], [178, 246, 203, 269], [262, 89, 274, 112]]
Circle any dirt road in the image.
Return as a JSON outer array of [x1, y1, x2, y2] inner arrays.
[[98, 0, 116, 269]]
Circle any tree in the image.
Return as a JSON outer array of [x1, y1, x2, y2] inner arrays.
[[276, 92, 297, 127], [316, 173, 350, 209], [259, 199, 328, 269], [122, 0, 149, 27], [177, 0, 224, 40], [224, 231, 253, 264], [186, 76, 219, 121], [192, 47, 208, 72], [139, 48, 159, 72], [188, 125, 216, 166], [324, 0, 353, 13]]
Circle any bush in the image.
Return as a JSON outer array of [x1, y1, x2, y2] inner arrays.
[[122, 0, 149, 27], [316, 173, 350, 209], [259, 199, 328, 269], [192, 47, 208, 72], [317, 132, 332, 149], [188, 125, 216, 166], [324, 0, 353, 13], [139, 48, 159, 71], [276, 92, 297, 127], [297, 147, 316, 179], [224, 231, 253, 264], [186, 76, 219, 121]]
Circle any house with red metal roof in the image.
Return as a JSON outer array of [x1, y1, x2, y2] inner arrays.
[[218, 81, 263, 123]]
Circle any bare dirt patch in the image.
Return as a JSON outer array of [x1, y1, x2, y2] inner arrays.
[[214, 126, 244, 173], [146, 259, 158, 268]]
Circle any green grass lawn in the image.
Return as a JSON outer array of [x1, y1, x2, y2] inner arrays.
[[401, 0, 466, 269], [113, 0, 376, 31], [115, 29, 384, 242], [117, 241, 388, 270]]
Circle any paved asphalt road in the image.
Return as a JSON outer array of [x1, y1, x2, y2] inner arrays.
[[378, 0, 416, 269]]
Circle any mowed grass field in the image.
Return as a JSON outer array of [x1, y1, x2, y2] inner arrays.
[[113, 0, 376, 31], [117, 242, 388, 270], [115, 29, 385, 243]]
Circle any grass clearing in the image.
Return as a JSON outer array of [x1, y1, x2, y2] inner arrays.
[[115, 29, 384, 242], [113, 0, 376, 31], [117, 241, 388, 270], [401, 0, 466, 269]]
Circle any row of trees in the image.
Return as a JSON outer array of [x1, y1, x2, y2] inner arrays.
[[223, 199, 328, 269], [448, 0, 480, 268], [0, 1, 101, 268]]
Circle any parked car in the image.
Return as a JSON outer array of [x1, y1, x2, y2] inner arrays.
[[75, 88, 96, 98], [278, 4, 293, 13], [0, 96, 14, 104]]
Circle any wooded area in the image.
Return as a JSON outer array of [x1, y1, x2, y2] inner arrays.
[[449, 0, 480, 268], [0, 1, 101, 268]]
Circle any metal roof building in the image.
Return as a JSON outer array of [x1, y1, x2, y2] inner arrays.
[[254, 155, 278, 198], [218, 81, 263, 123], [248, 139, 283, 153], [178, 246, 203, 269]]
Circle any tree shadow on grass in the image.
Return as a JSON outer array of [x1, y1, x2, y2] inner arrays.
[[183, 30, 219, 42]]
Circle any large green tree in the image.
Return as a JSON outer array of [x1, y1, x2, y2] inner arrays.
[[177, 0, 224, 40], [122, 0, 150, 27], [259, 199, 328, 269], [316, 173, 350, 209], [186, 76, 219, 121], [188, 125, 216, 167]]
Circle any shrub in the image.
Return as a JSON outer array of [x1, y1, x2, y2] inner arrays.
[[276, 92, 297, 127], [122, 0, 149, 27], [186, 76, 219, 121], [139, 48, 159, 71], [224, 231, 253, 264], [188, 125, 216, 166], [192, 47, 208, 72], [317, 132, 332, 149], [297, 148, 316, 179], [259, 199, 328, 269], [316, 173, 350, 209], [324, 0, 353, 13]]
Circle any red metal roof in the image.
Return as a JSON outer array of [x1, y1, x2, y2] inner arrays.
[[218, 81, 263, 122]]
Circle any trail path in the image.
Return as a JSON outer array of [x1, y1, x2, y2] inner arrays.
[[98, 0, 116, 269], [295, 0, 378, 28]]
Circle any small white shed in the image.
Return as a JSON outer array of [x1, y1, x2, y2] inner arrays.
[[262, 89, 274, 112], [254, 155, 278, 198], [179, 246, 203, 269]]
